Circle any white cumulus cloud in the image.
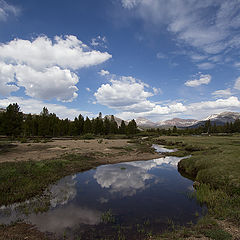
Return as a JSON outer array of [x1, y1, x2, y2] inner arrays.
[[95, 73, 188, 119], [185, 74, 211, 87], [0, 35, 112, 102], [0, 35, 111, 70], [94, 76, 154, 112], [15, 65, 79, 102]]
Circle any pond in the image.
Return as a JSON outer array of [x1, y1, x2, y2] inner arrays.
[[0, 145, 204, 239]]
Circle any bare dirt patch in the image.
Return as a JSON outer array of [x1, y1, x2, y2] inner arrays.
[[217, 220, 240, 240], [0, 139, 159, 164]]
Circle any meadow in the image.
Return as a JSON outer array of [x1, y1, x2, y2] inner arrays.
[[0, 135, 240, 239]]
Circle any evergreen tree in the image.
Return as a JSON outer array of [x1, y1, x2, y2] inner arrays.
[[119, 120, 126, 134], [110, 115, 118, 134], [204, 120, 211, 133], [75, 114, 84, 135], [103, 117, 111, 135], [127, 119, 138, 134], [167, 128, 171, 135], [172, 126, 177, 133], [84, 117, 92, 133], [23, 114, 33, 136], [3, 103, 23, 136], [38, 107, 50, 137], [233, 119, 240, 132], [92, 117, 103, 135]]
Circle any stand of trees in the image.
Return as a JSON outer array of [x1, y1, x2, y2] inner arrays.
[[0, 103, 138, 137]]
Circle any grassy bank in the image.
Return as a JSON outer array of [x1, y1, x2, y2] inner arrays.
[[0, 152, 99, 206], [150, 135, 240, 239]]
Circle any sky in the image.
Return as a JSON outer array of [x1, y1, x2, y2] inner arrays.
[[0, 0, 240, 121]]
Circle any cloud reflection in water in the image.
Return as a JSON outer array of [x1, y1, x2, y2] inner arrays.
[[94, 156, 185, 197]]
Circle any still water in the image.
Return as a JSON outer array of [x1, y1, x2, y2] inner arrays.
[[0, 146, 203, 239]]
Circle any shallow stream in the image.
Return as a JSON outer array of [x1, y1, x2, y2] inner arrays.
[[0, 145, 203, 239]]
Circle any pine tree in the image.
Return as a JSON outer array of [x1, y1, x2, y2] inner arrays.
[[23, 114, 33, 136], [103, 117, 110, 135], [75, 114, 84, 135], [110, 115, 118, 134], [92, 117, 103, 135], [38, 107, 50, 137], [3, 103, 23, 136], [172, 126, 177, 133], [127, 119, 138, 134], [119, 120, 126, 134], [84, 117, 92, 133]]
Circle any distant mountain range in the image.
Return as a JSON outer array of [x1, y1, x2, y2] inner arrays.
[[135, 112, 240, 129], [189, 112, 240, 128]]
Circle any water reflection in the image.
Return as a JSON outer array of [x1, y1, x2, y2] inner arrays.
[[94, 156, 186, 197], [152, 144, 177, 153], [0, 145, 202, 239], [50, 174, 77, 207], [28, 204, 101, 233], [94, 163, 153, 197]]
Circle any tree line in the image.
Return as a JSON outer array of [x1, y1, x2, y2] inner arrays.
[[0, 103, 138, 137]]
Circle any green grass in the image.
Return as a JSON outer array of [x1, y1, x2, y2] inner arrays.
[[152, 216, 232, 240], [0, 153, 99, 206], [101, 209, 116, 224], [154, 136, 240, 194]]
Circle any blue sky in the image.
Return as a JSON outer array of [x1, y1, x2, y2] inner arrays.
[[0, 0, 240, 121]]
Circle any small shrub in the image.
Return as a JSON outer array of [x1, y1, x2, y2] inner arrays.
[[81, 133, 95, 139]]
